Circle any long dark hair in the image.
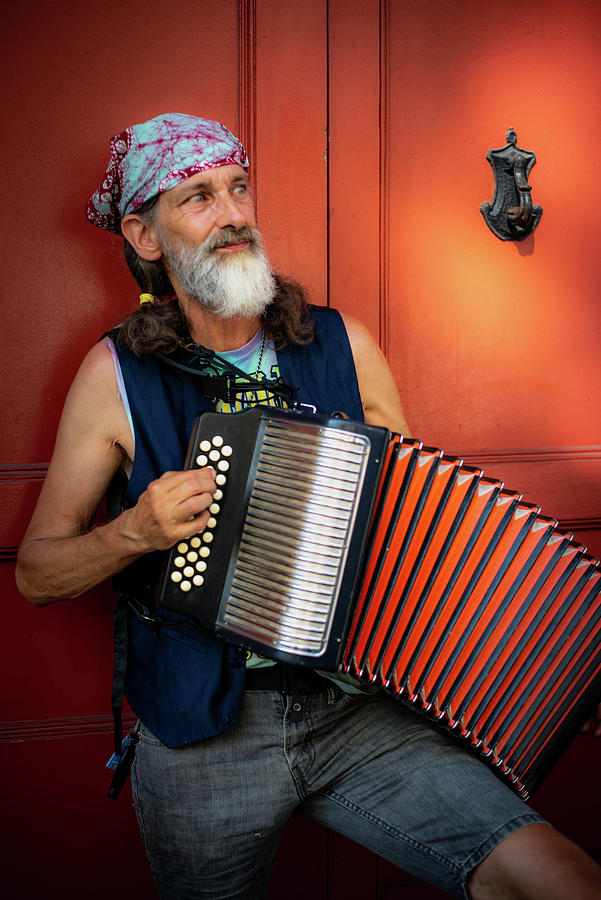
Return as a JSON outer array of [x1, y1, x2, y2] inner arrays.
[[118, 196, 314, 356]]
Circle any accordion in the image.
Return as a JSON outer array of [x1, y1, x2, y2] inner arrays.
[[158, 406, 601, 799]]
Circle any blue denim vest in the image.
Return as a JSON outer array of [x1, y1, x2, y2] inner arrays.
[[115, 305, 364, 747]]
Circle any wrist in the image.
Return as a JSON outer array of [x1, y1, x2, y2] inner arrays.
[[104, 507, 153, 559]]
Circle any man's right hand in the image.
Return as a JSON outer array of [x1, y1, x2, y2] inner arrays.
[[122, 467, 218, 552]]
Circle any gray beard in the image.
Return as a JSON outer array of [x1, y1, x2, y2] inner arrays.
[[159, 226, 276, 319]]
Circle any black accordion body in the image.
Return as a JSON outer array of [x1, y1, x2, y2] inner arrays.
[[158, 406, 601, 800]]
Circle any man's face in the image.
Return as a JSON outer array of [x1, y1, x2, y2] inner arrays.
[[154, 164, 257, 250], [153, 165, 274, 319]]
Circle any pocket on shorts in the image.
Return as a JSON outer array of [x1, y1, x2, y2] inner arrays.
[[137, 723, 166, 746]]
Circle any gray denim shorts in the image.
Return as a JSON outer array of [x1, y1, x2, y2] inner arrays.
[[131, 684, 545, 899]]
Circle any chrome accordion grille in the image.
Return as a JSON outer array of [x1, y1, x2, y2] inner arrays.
[[218, 418, 371, 655]]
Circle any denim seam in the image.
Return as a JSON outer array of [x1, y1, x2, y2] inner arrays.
[[138, 723, 164, 746], [323, 787, 462, 878], [459, 812, 545, 876], [282, 700, 309, 803], [130, 763, 157, 883], [301, 697, 317, 777]]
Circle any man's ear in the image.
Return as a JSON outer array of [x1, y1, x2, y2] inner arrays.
[[121, 213, 163, 261]]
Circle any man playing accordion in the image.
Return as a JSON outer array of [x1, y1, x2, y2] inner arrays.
[[16, 114, 601, 899]]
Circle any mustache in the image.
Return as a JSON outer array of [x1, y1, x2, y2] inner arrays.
[[208, 227, 258, 251]]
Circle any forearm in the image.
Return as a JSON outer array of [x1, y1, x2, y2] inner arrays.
[[16, 509, 146, 605], [17, 467, 218, 606]]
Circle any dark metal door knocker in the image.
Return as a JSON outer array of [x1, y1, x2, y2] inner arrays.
[[480, 128, 542, 241]]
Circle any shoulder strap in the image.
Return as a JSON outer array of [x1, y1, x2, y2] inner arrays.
[[154, 349, 297, 406]]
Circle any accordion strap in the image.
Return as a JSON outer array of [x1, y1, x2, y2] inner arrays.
[[154, 350, 297, 407], [155, 352, 231, 401], [111, 597, 129, 757]]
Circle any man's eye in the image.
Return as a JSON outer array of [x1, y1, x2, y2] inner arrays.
[[190, 193, 208, 203], [234, 184, 249, 196]]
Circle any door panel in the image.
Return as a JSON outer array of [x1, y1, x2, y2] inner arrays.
[[4, 0, 600, 896], [327, 0, 601, 889], [256, 0, 329, 302], [0, 738, 158, 899]]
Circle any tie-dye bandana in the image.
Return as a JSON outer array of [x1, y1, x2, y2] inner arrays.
[[86, 113, 248, 233]]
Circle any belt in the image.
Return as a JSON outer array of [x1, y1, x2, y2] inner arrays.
[[244, 663, 328, 694]]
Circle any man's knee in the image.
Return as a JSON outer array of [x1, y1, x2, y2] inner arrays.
[[467, 822, 601, 900]]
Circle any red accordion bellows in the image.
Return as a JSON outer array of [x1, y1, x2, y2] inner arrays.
[[343, 437, 601, 799]]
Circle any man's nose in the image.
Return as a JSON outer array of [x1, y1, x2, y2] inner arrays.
[[214, 193, 247, 230]]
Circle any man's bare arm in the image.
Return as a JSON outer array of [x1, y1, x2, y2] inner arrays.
[[341, 312, 411, 434], [16, 340, 216, 606]]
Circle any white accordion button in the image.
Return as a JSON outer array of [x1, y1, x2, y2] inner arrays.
[[196, 454, 208, 467], [173, 556, 185, 568], [215, 473, 226, 486], [207, 517, 217, 529], [193, 574, 204, 587], [177, 542, 188, 553], [212, 435, 224, 447], [180, 580, 192, 592], [217, 460, 229, 472], [196, 560, 207, 572], [186, 550, 198, 562], [209, 449, 220, 462], [221, 445, 232, 457], [170, 571, 182, 583], [199, 440, 211, 452], [209, 502, 220, 515], [183, 566, 194, 578], [213, 489, 223, 501], [190, 536, 202, 548], [202, 531, 214, 543], [200, 546, 211, 558]]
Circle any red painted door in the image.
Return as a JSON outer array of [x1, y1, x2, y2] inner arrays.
[[328, 0, 601, 893], [3, 1, 600, 897]]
